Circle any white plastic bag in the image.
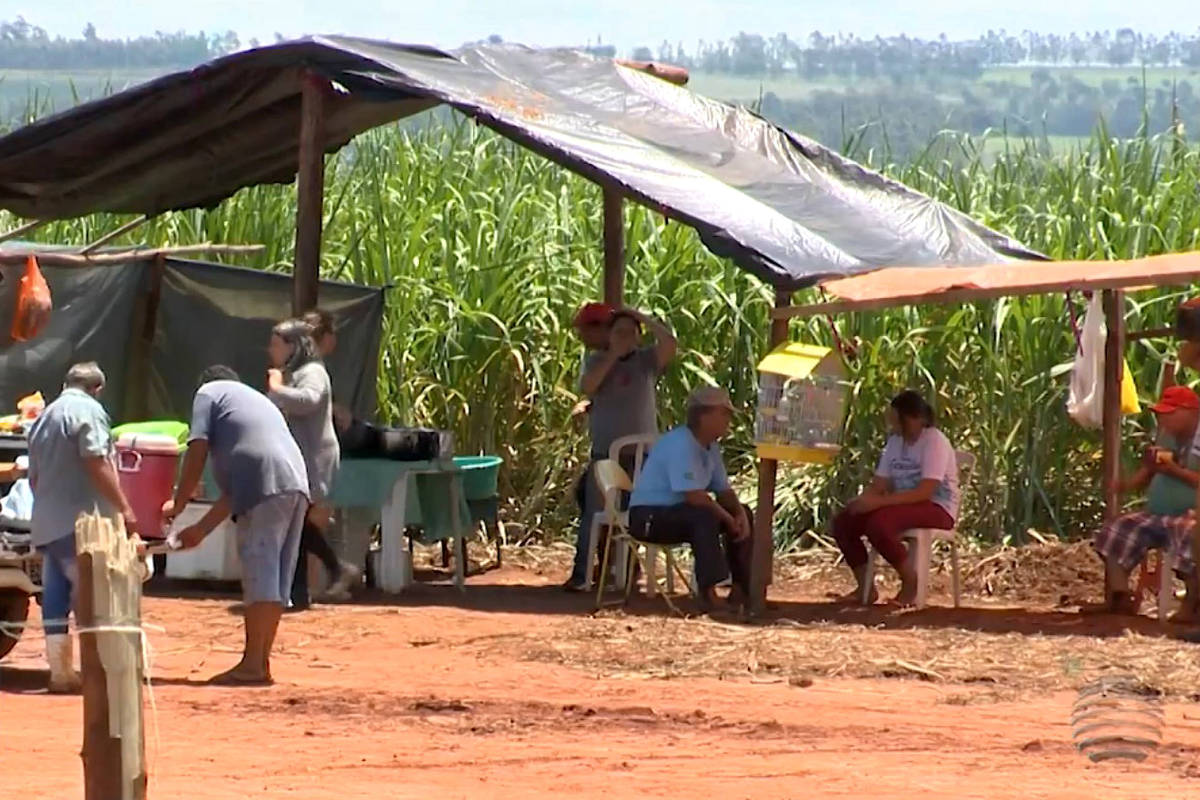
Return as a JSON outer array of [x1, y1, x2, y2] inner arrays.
[[1067, 294, 1105, 429]]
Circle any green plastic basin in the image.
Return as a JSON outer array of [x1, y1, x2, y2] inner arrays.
[[452, 455, 503, 501]]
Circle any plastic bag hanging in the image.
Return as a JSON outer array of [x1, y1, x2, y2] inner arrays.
[[10, 254, 51, 342], [1067, 294, 1139, 429]]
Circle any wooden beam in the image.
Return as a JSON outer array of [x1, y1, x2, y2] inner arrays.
[[1127, 326, 1172, 341], [776, 270, 1200, 320], [613, 60, 689, 85], [749, 289, 792, 615], [0, 244, 264, 267], [0, 218, 48, 244], [602, 186, 624, 306], [80, 214, 149, 255], [1102, 290, 1125, 522], [293, 71, 328, 315]]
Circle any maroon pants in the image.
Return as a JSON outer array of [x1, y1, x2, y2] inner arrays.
[[832, 502, 954, 570]]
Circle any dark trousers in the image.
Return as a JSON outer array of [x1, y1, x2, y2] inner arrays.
[[832, 502, 953, 570], [628, 503, 754, 592], [290, 517, 342, 606]]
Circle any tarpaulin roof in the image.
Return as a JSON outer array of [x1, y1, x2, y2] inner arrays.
[[0, 35, 1044, 290], [778, 252, 1200, 318]]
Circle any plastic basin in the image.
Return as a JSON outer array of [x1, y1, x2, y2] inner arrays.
[[452, 455, 503, 501]]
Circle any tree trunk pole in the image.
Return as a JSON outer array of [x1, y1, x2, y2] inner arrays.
[[602, 187, 625, 306], [1102, 289, 1125, 521], [293, 70, 328, 315], [749, 290, 792, 615], [77, 518, 147, 800]]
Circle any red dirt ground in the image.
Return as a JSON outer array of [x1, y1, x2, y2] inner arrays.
[[3, 561, 1200, 799]]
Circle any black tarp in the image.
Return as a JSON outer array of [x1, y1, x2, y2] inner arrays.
[[0, 36, 1044, 290], [0, 250, 384, 425]]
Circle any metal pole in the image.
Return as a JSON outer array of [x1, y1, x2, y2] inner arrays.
[[293, 71, 327, 315]]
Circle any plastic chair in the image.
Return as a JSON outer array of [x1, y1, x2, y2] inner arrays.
[[582, 434, 661, 591], [590, 459, 689, 614], [1140, 545, 1184, 622], [862, 449, 977, 609]]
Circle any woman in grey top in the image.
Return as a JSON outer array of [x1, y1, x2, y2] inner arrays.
[[267, 318, 358, 607]]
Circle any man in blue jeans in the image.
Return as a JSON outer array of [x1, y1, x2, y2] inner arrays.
[[28, 362, 139, 693]]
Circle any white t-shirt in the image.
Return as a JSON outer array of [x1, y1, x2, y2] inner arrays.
[[875, 427, 960, 521]]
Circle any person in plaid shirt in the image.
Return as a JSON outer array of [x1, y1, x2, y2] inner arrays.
[[1093, 386, 1200, 617]]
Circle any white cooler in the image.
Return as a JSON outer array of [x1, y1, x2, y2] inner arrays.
[[165, 502, 241, 581]]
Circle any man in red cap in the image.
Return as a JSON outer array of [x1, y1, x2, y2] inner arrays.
[[565, 301, 677, 591], [1092, 385, 1200, 617]]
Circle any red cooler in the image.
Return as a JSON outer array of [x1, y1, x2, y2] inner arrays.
[[115, 433, 180, 540]]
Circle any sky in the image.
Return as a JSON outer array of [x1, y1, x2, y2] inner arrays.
[[3, 0, 1196, 50]]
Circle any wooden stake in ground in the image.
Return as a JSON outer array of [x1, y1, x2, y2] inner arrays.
[[75, 512, 147, 800]]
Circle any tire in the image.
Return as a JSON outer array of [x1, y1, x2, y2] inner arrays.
[[0, 589, 30, 661]]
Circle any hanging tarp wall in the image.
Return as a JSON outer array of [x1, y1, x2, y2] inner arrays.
[[0, 255, 384, 424]]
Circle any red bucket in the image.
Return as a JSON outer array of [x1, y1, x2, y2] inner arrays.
[[115, 433, 180, 540]]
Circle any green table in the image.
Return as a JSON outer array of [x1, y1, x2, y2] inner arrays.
[[203, 458, 470, 543], [203, 458, 472, 591]]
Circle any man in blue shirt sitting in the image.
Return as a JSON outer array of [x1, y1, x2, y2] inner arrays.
[[628, 386, 753, 611]]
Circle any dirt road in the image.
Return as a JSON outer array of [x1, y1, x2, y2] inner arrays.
[[2, 565, 1198, 799]]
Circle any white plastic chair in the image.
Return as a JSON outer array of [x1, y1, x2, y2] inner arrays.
[[1144, 543, 1186, 622], [590, 459, 689, 614], [862, 449, 977, 609], [582, 434, 661, 591]]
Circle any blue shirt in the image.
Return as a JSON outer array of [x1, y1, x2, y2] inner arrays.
[[629, 425, 730, 508], [28, 388, 114, 547], [189, 381, 309, 515]]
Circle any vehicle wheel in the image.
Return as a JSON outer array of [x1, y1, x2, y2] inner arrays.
[[0, 589, 30, 660]]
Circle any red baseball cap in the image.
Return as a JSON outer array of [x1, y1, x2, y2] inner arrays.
[[573, 302, 614, 327], [1150, 385, 1200, 414]]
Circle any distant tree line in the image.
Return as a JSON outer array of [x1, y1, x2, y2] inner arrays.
[[631, 30, 1200, 80], [760, 72, 1199, 161], [0, 16, 252, 69]]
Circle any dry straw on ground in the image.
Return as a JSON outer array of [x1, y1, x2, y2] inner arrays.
[[463, 539, 1200, 699]]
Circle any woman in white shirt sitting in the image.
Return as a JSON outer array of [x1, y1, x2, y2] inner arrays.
[[832, 390, 960, 606]]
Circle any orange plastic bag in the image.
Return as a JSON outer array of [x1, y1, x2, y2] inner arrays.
[[16, 391, 44, 421], [11, 254, 51, 342]]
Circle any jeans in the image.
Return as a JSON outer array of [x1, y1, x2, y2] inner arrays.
[[37, 535, 78, 636], [627, 503, 755, 592]]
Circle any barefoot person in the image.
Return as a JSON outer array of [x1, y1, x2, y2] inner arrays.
[[627, 386, 753, 610], [1092, 386, 1200, 617], [28, 362, 139, 693], [832, 390, 959, 606], [267, 318, 356, 608], [164, 365, 309, 685], [565, 306, 677, 591]]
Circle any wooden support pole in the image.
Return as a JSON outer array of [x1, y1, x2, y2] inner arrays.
[[1102, 289, 1125, 522], [602, 187, 625, 306], [749, 290, 792, 615], [77, 514, 147, 800], [293, 71, 328, 315]]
